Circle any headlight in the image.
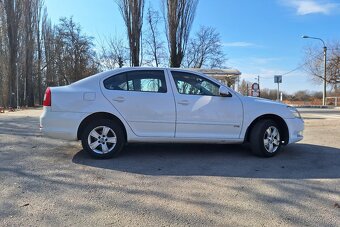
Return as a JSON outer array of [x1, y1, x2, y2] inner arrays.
[[287, 106, 302, 118]]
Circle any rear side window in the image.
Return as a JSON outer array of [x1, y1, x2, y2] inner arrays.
[[104, 73, 128, 90], [104, 70, 167, 93]]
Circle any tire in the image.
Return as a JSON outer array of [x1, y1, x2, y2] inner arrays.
[[81, 119, 125, 159], [250, 119, 282, 157]]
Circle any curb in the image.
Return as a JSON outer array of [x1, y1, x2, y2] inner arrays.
[[293, 105, 335, 109]]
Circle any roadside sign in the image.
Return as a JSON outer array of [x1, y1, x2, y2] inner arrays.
[[252, 91, 260, 97], [252, 83, 259, 90], [274, 75, 282, 101], [274, 75, 282, 83], [251, 82, 260, 97]]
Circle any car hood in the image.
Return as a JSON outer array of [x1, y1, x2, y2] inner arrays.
[[239, 95, 293, 118], [243, 96, 288, 107]]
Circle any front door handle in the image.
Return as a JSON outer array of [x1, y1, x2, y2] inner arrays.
[[113, 97, 125, 103], [178, 100, 189, 105]]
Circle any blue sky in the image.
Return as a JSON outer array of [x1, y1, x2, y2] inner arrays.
[[45, 0, 340, 94]]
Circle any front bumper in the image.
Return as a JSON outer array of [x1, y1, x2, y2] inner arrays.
[[285, 117, 304, 144], [40, 107, 87, 141]]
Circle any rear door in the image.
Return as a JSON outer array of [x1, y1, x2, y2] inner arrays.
[[169, 70, 243, 139], [101, 69, 176, 137]]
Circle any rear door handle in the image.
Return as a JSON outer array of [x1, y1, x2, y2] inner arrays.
[[178, 100, 189, 105], [113, 97, 125, 103]]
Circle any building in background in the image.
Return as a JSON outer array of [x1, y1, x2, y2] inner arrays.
[[189, 68, 241, 91]]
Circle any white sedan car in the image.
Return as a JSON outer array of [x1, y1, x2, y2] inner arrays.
[[40, 68, 304, 158]]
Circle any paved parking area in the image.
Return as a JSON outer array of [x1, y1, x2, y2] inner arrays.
[[0, 108, 339, 226]]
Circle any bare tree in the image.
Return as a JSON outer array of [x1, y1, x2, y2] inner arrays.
[[42, 8, 59, 87], [35, 0, 44, 104], [55, 17, 99, 85], [261, 88, 288, 100], [22, 0, 41, 106], [0, 1, 9, 106], [116, 0, 144, 67], [184, 26, 226, 68], [0, 2, 99, 107], [0, 0, 44, 107], [2, 0, 23, 107], [143, 6, 166, 67], [98, 35, 129, 70], [327, 43, 340, 94], [163, 0, 198, 67], [238, 79, 251, 96], [304, 42, 340, 94]]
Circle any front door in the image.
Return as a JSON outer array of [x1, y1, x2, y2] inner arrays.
[[169, 70, 243, 139]]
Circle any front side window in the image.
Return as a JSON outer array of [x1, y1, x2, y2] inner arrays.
[[104, 70, 167, 93], [171, 71, 219, 96]]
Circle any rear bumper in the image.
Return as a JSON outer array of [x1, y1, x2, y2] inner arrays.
[[285, 117, 304, 144], [40, 107, 87, 141]]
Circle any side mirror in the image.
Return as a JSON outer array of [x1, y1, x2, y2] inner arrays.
[[219, 86, 232, 97]]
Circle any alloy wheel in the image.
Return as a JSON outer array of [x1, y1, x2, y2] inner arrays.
[[87, 126, 117, 154], [263, 126, 280, 153]]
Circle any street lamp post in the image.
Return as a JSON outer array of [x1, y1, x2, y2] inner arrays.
[[302, 35, 327, 106]]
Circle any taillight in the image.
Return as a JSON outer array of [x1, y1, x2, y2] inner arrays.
[[43, 87, 51, 106]]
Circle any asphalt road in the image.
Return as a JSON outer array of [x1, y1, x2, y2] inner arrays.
[[0, 109, 339, 226], [298, 107, 340, 115], [298, 107, 340, 120]]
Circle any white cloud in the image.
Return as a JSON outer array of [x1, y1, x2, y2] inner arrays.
[[283, 0, 339, 15], [222, 42, 257, 47]]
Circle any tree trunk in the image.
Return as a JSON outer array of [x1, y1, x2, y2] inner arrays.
[[4, 0, 20, 107], [36, 1, 43, 104], [23, 0, 35, 107]]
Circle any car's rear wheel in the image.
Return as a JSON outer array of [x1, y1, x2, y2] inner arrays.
[[250, 119, 282, 157], [81, 119, 125, 158]]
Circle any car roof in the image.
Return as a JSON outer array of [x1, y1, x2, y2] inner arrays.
[[71, 67, 224, 87]]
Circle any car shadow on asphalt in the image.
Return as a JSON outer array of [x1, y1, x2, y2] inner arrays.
[[72, 143, 340, 179]]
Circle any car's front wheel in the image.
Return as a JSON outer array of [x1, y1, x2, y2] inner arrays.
[[81, 119, 125, 158], [250, 119, 282, 157]]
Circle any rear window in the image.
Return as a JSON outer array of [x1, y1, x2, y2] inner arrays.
[[104, 70, 167, 93]]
